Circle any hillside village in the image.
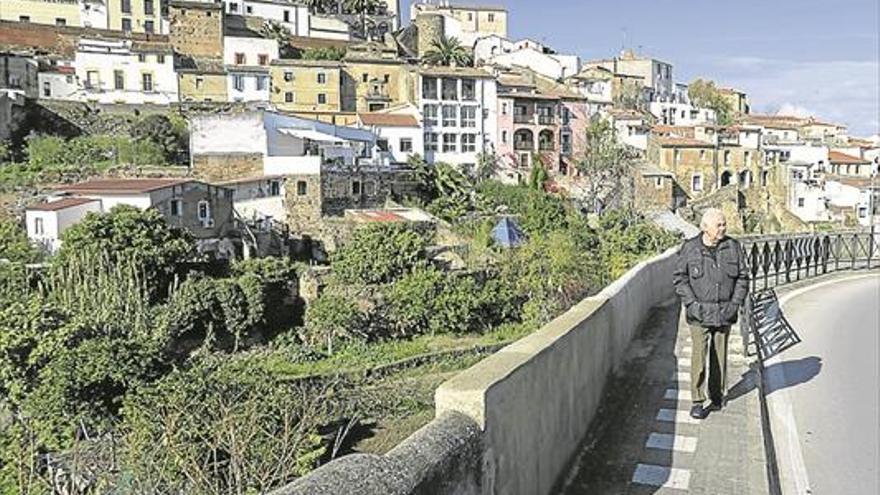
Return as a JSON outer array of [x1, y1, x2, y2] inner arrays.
[[0, 0, 877, 256]]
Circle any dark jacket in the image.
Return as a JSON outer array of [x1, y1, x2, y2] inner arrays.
[[672, 234, 750, 327]]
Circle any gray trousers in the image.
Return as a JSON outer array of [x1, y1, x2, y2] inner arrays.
[[689, 324, 730, 404]]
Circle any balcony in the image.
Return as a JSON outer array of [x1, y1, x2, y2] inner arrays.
[[539, 142, 555, 151], [538, 115, 555, 125], [514, 140, 534, 151], [514, 114, 534, 124]]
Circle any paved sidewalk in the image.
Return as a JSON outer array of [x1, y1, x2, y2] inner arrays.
[[558, 302, 769, 494]]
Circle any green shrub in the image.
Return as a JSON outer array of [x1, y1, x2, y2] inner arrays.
[[302, 292, 365, 353], [332, 223, 429, 285]]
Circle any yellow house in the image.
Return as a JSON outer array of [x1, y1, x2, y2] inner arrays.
[[107, 0, 165, 34], [720, 87, 750, 115], [0, 0, 83, 27], [341, 42, 413, 114], [178, 58, 227, 103], [270, 59, 350, 123], [410, 2, 508, 40]]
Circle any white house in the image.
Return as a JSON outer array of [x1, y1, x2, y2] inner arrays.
[[784, 161, 830, 223], [417, 66, 498, 170], [609, 109, 650, 151], [26, 197, 103, 253], [649, 101, 716, 126], [224, 35, 279, 102], [358, 109, 423, 164], [79, 0, 108, 29], [37, 64, 78, 100], [74, 38, 178, 104], [190, 110, 388, 177], [223, 0, 310, 36], [476, 36, 581, 81]]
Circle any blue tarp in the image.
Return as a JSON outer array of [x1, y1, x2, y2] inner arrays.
[[492, 217, 526, 248]]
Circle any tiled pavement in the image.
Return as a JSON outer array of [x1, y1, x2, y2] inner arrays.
[[558, 302, 769, 494]]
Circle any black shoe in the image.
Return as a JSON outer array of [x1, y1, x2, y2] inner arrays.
[[690, 403, 708, 420], [706, 401, 723, 412]]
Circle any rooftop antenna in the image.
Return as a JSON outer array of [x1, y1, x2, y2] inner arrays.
[[621, 27, 627, 53]]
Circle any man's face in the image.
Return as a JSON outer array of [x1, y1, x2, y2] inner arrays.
[[703, 215, 727, 244]]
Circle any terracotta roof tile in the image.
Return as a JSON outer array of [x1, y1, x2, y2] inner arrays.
[[28, 197, 99, 212], [654, 137, 714, 148], [828, 151, 870, 164], [359, 113, 419, 127]]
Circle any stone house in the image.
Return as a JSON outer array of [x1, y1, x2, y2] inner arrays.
[[410, 2, 508, 48], [27, 178, 236, 255], [269, 59, 344, 120], [1, 51, 39, 98], [168, 1, 225, 60], [177, 57, 227, 102], [341, 42, 413, 114], [589, 50, 674, 102]]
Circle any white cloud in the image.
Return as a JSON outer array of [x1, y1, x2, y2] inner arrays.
[[698, 57, 880, 136]]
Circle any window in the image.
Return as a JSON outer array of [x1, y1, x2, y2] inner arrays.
[[423, 104, 438, 126], [256, 76, 267, 91], [198, 200, 211, 222], [352, 181, 361, 195], [442, 105, 457, 127], [284, 92, 294, 103], [317, 72, 327, 84], [297, 181, 308, 196], [122, 18, 132, 32], [43, 81, 51, 97], [258, 54, 269, 66], [502, 102, 508, 115], [157, 54, 165, 64], [318, 93, 327, 104], [34, 217, 44, 235], [362, 73, 369, 83], [55, 18, 66, 26], [700, 149, 707, 160], [461, 133, 476, 152], [114, 70, 125, 90], [284, 71, 294, 82], [655, 177, 664, 189], [858, 207, 868, 218], [673, 149, 681, 166], [443, 134, 457, 152], [488, 13, 495, 22], [170, 199, 182, 217], [122, 0, 131, 14], [692, 174, 703, 192], [467, 13, 473, 21], [424, 132, 438, 152], [270, 180, 281, 196], [422, 76, 437, 99], [283, 10, 290, 22], [230, 2, 239, 12], [745, 151, 751, 164], [142, 73, 153, 92], [761, 170, 769, 187], [145, 0, 154, 15], [195, 77, 204, 89], [246, 5, 253, 14], [797, 197, 805, 208], [441, 78, 458, 100], [138, 53, 147, 62], [724, 150, 731, 166], [86, 70, 99, 89], [460, 106, 476, 127], [376, 139, 389, 152], [461, 79, 476, 100], [233, 75, 244, 91], [234, 53, 245, 65], [19, 16, 30, 23], [502, 130, 508, 143]]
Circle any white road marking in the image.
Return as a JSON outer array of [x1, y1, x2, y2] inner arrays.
[[632, 464, 691, 490], [646, 432, 698, 453], [656, 408, 700, 424], [664, 389, 692, 401]]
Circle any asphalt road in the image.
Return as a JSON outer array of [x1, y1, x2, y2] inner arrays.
[[771, 274, 880, 494]]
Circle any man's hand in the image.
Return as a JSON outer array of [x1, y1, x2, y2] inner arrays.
[[721, 302, 740, 322], [686, 302, 702, 321]]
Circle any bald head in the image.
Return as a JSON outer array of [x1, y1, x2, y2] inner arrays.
[[700, 208, 727, 246]]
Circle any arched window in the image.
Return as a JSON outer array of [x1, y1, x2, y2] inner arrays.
[[720, 170, 733, 187], [538, 129, 555, 151], [513, 129, 534, 151]]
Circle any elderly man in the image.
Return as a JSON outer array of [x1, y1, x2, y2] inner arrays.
[[673, 208, 749, 420]]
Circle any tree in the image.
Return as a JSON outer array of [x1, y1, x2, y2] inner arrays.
[[300, 46, 347, 61], [332, 223, 428, 285], [476, 151, 498, 183], [688, 78, 735, 125], [130, 114, 184, 163], [527, 156, 549, 191], [613, 79, 646, 111], [0, 217, 40, 263], [343, 0, 381, 39], [576, 117, 638, 212], [260, 20, 293, 56], [422, 36, 473, 67], [302, 292, 365, 353], [56, 205, 193, 299]]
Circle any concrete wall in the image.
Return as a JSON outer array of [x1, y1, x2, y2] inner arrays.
[[274, 247, 679, 495]]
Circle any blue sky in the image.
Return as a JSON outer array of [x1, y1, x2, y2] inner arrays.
[[408, 0, 880, 136]]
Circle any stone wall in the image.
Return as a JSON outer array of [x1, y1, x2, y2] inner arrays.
[[635, 173, 674, 211], [168, 2, 224, 59], [192, 153, 263, 182]]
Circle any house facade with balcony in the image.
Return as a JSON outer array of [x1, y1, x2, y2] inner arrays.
[[223, 33, 279, 102], [73, 37, 178, 104], [417, 66, 498, 171]]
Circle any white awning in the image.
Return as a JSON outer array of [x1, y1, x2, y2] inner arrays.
[[278, 128, 345, 143]]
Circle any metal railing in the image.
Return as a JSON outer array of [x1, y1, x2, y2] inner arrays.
[[740, 230, 878, 294]]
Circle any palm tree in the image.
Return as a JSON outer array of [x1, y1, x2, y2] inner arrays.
[[422, 36, 474, 67]]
